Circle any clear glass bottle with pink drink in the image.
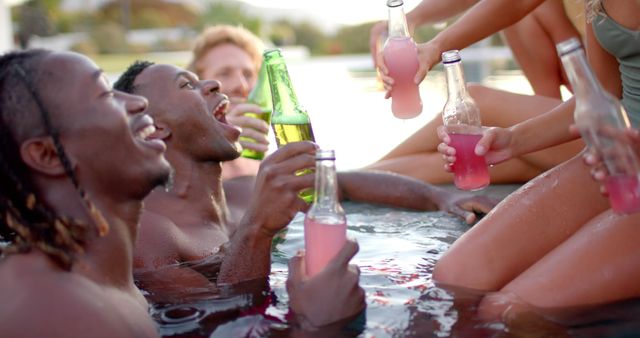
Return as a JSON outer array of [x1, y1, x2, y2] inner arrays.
[[304, 149, 347, 277], [441, 50, 490, 191], [383, 0, 423, 119], [557, 37, 640, 214]]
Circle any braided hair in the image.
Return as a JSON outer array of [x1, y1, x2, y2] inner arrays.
[[0, 50, 108, 270]]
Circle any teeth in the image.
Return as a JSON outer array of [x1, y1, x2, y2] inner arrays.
[[212, 100, 228, 121], [137, 125, 156, 140]]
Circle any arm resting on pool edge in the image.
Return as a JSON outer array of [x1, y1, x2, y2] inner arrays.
[[337, 170, 497, 224]]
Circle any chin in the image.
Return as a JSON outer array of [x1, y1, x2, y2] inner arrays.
[[137, 162, 174, 198]]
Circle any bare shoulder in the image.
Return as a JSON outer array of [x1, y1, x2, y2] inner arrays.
[[0, 253, 158, 338], [135, 209, 182, 269]]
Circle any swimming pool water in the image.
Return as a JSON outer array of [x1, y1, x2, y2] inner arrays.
[[149, 200, 640, 337]]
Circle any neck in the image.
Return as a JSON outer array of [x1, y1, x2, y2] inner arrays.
[[39, 179, 142, 290], [145, 149, 229, 228]]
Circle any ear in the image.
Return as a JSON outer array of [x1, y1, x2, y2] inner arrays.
[[152, 121, 171, 140], [20, 137, 66, 176]]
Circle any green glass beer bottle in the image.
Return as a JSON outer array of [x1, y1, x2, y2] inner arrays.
[[265, 49, 316, 202], [240, 59, 273, 160]]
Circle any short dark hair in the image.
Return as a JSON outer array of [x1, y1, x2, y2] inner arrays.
[[114, 60, 155, 94]]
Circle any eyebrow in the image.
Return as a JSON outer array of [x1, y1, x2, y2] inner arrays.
[[174, 71, 198, 82], [92, 69, 105, 80]]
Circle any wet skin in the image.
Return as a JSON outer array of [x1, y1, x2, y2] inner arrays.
[[0, 51, 172, 338]]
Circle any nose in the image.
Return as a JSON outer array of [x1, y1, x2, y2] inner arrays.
[[201, 80, 221, 95], [234, 73, 250, 98], [122, 92, 148, 115]]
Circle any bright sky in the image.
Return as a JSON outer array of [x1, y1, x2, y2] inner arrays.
[[239, 0, 422, 28]]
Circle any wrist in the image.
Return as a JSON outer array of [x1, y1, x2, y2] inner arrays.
[[238, 213, 276, 243]]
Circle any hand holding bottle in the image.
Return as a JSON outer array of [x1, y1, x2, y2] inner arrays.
[[243, 141, 317, 237], [376, 40, 441, 99], [437, 125, 515, 172], [226, 100, 270, 153], [576, 126, 640, 197], [287, 239, 365, 330]]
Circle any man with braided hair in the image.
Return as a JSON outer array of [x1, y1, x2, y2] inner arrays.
[[0, 50, 172, 338]]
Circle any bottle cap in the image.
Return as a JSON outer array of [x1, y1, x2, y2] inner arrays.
[[556, 37, 582, 57], [263, 48, 282, 57], [387, 0, 403, 8], [315, 149, 335, 161], [441, 50, 461, 64]]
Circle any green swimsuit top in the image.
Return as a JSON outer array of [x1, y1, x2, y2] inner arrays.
[[592, 13, 640, 126]]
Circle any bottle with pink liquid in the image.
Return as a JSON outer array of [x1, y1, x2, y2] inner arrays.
[[441, 50, 490, 191], [383, 0, 423, 119], [304, 149, 347, 277], [558, 38, 640, 214]]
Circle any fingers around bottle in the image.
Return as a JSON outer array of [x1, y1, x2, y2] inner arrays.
[[475, 131, 496, 156], [241, 128, 269, 145], [268, 141, 318, 164], [414, 64, 427, 84], [271, 152, 316, 176], [325, 239, 359, 273], [436, 126, 451, 144], [376, 50, 388, 75], [229, 115, 270, 134], [239, 140, 269, 153], [278, 172, 315, 193], [444, 163, 453, 173], [599, 184, 609, 197], [287, 252, 307, 282], [437, 142, 455, 156]]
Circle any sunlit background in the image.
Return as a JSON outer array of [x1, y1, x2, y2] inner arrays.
[[0, 0, 533, 170]]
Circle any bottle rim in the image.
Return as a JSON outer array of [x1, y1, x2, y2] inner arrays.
[[556, 37, 582, 57], [263, 48, 282, 57], [387, 0, 403, 8], [315, 149, 336, 161], [441, 50, 462, 64]]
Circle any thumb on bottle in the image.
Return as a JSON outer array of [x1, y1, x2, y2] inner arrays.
[[475, 130, 495, 156], [414, 64, 427, 84], [325, 239, 359, 273], [288, 250, 307, 282]]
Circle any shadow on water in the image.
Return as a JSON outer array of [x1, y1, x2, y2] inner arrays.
[[143, 199, 640, 337]]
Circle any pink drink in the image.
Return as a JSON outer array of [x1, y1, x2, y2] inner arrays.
[[303, 218, 347, 277], [383, 37, 423, 119], [449, 133, 490, 190], [605, 174, 640, 214]]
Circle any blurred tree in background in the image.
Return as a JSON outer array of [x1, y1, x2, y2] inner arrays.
[[13, 0, 57, 48], [11, 0, 448, 57], [198, 1, 261, 35], [98, 0, 198, 29]]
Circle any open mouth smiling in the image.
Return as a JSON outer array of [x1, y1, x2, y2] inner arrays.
[[211, 98, 229, 124]]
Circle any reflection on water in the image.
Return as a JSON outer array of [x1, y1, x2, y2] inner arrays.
[[149, 201, 640, 337]]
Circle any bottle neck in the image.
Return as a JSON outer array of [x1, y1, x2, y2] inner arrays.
[[266, 57, 309, 124], [444, 61, 468, 99], [388, 5, 410, 38], [560, 48, 605, 102], [247, 61, 272, 110], [313, 158, 340, 207]]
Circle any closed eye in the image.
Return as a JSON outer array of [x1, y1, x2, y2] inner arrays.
[[180, 82, 196, 90]]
